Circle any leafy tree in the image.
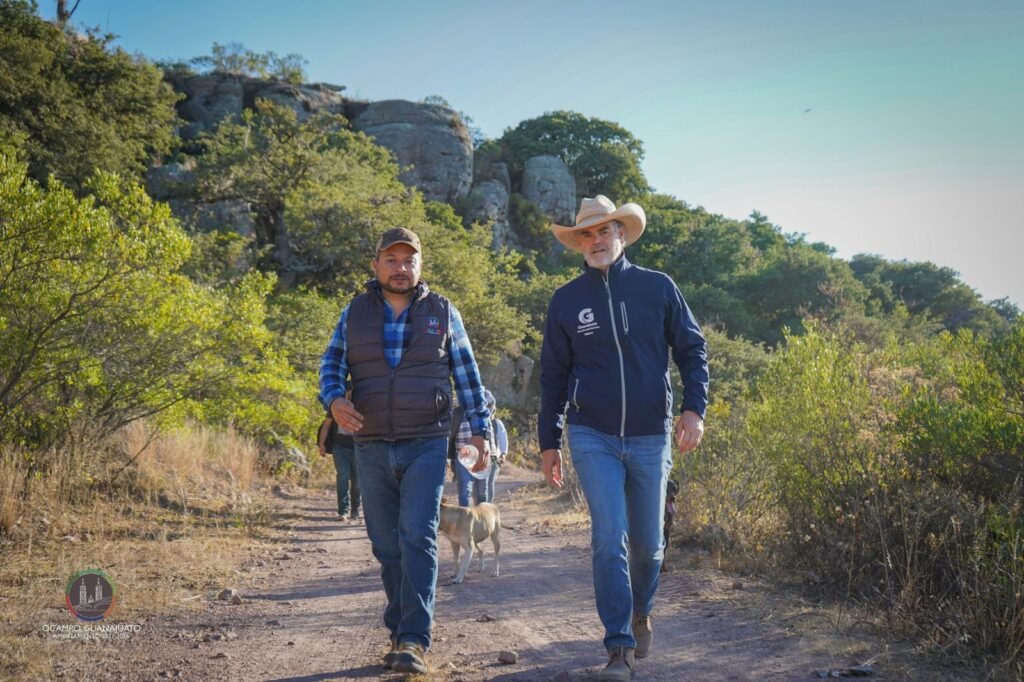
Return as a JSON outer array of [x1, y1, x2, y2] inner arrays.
[[746, 326, 880, 525], [266, 287, 347, 379], [744, 211, 788, 253], [415, 202, 530, 363], [894, 326, 1024, 499], [193, 98, 407, 286], [191, 41, 308, 83], [498, 110, 650, 201], [0, 153, 305, 449], [182, 230, 264, 289], [633, 194, 761, 290], [702, 329, 768, 406], [0, 0, 180, 192], [850, 254, 1005, 336], [193, 99, 529, 361], [736, 244, 869, 345], [990, 297, 1021, 323]]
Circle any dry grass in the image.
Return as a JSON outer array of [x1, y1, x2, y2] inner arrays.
[[124, 421, 260, 496], [0, 422, 278, 681]]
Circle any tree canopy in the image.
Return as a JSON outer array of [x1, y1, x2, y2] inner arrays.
[[0, 0, 180, 192], [497, 110, 650, 201], [0, 152, 302, 448]]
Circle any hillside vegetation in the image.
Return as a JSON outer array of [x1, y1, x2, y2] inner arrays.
[[1, 3, 1021, 676]]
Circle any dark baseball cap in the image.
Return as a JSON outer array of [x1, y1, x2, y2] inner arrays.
[[375, 227, 421, 254]]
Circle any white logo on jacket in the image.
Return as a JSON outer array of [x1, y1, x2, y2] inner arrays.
[[576, 308, 599, 336]]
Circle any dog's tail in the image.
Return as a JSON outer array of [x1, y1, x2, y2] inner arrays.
[[500, 522, 517, 531]]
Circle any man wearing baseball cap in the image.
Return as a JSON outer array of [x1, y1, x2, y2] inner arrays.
[[319, 226, 491, 675]]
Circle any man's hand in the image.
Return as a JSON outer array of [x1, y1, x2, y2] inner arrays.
[[675, 410, 704, 453], [329, 396, 364, 433], [469, 435, 489, 473], [541, 448, 563, 489]]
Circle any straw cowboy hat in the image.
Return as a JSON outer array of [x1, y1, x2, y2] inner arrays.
[[551, 195, 646, 253]]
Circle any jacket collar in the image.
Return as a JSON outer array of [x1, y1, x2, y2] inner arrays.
[[584, 253, 632, 282]]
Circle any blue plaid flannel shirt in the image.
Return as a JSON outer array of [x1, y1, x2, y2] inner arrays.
[[319, 288, 490, 437]]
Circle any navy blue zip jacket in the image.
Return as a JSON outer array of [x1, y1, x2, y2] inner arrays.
[[538, 254, 709, 451]]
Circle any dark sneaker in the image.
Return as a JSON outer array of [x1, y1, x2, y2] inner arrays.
[[382, 637, 399, 669], [633, 613, 653, 658], [391, 641, 428, 674], [597, 646, 635, 681], [349, 513, 362, 523]]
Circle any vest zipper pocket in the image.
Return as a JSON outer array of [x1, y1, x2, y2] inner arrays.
[[572, 378, 581, 412], [434, 387, 450, 424], [620, 301, 629, 336]]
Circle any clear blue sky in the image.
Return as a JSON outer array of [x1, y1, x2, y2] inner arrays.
[[47, 0, 1024, 306]]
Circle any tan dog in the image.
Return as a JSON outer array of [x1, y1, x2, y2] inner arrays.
[[438, 500, 501, 584]]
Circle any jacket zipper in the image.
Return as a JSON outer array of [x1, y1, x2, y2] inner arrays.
[[604, 275, 627, 437], [387, 368, 396, 439], [572, 378, 580, 412], [620, 301, 629, 337]]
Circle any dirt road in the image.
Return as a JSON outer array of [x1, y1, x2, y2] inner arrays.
[[57, 469, 908, 681]]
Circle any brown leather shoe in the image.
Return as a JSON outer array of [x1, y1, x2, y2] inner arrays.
[[391, 641, 428, 674], [597, 646, 635, 681], [633, 613, 653, 658], [382, 637, 399, 669]]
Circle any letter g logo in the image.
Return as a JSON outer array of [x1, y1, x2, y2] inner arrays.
[[578, 308, 594, 324]]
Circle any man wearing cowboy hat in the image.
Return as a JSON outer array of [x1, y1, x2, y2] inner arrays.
[[538, 195, 708, 680]]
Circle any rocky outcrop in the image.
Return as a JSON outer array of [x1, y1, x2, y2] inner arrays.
[[166, 72, 346, 141], [146, 159, 255, 234], [465, 181, 512, 248], [465, 153, 513, 248], [480, 354, 537, 413], [520, 155, 576, 226], [350, 100, 473, 204]]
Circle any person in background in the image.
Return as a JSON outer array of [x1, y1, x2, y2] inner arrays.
[[317, 408, 360, 522], [448, 389, 507, 505]]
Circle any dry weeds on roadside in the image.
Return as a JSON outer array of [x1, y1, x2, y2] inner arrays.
[[0, 422, 278, 680]]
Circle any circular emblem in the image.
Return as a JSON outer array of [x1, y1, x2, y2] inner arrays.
[[65, 569, 116, 621], [578, 308, 595, 324]]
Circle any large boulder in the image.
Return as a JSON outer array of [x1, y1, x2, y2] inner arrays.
[[351, 100, 473, 203], [480, 354, 536, 413], [464, 180, 512, 249], [168, 73, 347, 141], [173, 74, 245, 141], [520, 155, 576, 226], [253, 81, 347, 122]]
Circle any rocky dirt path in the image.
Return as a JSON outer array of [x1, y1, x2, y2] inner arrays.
[[60, 468, 915, 681]]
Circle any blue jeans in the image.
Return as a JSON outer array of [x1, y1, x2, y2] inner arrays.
[[355, 437, 447, 650], [454, 456, 499, 506], [568, 424, 672, 651], [331, 442, 360, 517]]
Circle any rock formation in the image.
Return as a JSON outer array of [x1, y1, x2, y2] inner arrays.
[[350, 99, 474, 204]]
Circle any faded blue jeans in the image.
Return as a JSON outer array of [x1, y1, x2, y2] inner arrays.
[[454, 456, 498, 506], [331, 441, 360, 517], [568, 424, 672, 651], [355, 437, 447, 650]]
